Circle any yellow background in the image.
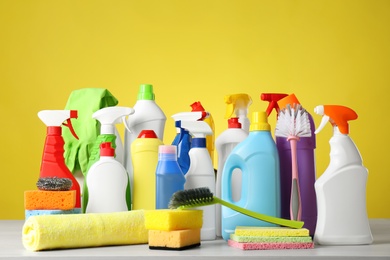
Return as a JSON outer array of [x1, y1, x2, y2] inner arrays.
[[1, 0, 389, 219]]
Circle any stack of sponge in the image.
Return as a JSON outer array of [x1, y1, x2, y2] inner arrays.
[[144, 209, 203, 250], [24, 177, 81, 219], [228, 226, 314, 250]]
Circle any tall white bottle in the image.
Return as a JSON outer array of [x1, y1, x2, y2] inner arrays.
[[313, 105, 373, 245], [124, 84, 166, 207], [86, 142, 129, 213], [173, 111, 216, 241], [215, 117, 248, 237]]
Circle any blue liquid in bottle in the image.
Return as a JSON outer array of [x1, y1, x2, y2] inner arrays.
[[156, 145, 186, 209]]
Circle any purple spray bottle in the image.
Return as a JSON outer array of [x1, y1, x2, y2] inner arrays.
[[261, 93, 317, 236]]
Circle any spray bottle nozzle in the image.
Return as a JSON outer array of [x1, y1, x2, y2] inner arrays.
[[314, 105, 358, 135], [63, 119, 79, 140], [171, 112, 212, 138], [38, 110, 79, 140], [63, 110, 78, 140], [260, 93, 288, 117], [92, 106, 135, 134], [224, 93, 252, 119], [190, 101, 209, 120]]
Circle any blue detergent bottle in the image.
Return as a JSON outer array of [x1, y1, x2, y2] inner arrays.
[[155, 145, 186, 209], [221, 111, 281, 240]]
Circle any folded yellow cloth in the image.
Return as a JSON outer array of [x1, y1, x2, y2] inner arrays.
[[22, 210, 148, 251]]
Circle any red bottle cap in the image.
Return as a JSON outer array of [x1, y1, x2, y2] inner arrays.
[[100, 142, 115, 157], [228, 117, 241, 128], [137, 130, 158, 138]]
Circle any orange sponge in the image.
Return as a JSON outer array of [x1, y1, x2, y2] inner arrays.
[[148, 229, 201, 250], [24, 190, 76, 210]]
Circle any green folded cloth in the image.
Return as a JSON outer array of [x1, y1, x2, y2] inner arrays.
[[63, 88, 118, 176]]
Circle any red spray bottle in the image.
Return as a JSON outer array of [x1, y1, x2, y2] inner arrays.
[[37, 110, 81, 209]]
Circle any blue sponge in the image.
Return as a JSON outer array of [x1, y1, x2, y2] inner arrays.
[[25, 208, 82, 219]]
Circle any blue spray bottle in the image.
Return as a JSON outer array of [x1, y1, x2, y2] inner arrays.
[[221, 111, 280, 241], [171, 113, 192, 174]]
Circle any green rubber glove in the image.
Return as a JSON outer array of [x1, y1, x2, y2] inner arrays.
[[62, 88, 118, 176]]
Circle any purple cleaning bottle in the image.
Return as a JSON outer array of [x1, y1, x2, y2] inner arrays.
[[276, 94, 317, 236]]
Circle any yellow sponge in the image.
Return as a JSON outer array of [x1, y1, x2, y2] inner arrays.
[[234, 226, 310, 237], [144, 209, 202, 231], [148, 229, 201, 250], [24, 190, 76, 210]]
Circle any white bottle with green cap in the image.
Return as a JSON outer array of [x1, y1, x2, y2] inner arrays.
[[124, 84, 167, 208]]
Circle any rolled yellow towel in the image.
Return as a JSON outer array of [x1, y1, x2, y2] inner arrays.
[[22, 210, 148, 251]]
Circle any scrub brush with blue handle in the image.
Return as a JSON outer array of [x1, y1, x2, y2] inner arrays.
[[169, 187, 304, 229], [275, 104, 312, 221]]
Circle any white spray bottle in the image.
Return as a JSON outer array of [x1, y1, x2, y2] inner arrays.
[[173, 111, 216, 241], [313, 105, 373, 245], [224, 93, 252, 133], [84, 106, 134, 212], [86, 142, 129, 213]]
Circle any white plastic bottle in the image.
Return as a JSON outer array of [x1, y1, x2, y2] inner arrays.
[[124, 84, 166, 207], [173, 111, 216, 241], [215, 117, 248, 237], [313, 105, 373, 245], [86, 142, 129, 213], [83, 106, 134, 212]]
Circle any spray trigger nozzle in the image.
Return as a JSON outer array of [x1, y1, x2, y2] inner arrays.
[[63, 118, 79, 140], [122, 116, 132, 133], [314, 115, 329, 135]]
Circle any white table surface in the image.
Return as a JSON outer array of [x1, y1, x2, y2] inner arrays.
[[1, 219, 390, 259]]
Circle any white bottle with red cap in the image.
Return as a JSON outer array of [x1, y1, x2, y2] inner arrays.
[[86, 142, 129, 213], [215, 117, 248, 237]]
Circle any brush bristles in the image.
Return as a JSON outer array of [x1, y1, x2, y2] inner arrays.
[[168, 187, 214, 209], [275, 104, 312, 138]]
